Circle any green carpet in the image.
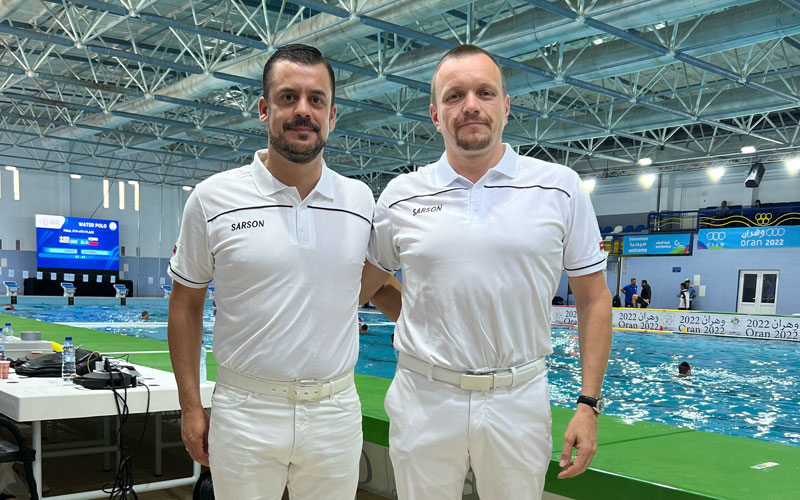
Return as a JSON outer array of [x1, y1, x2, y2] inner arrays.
[[3, 313, 797, 499]]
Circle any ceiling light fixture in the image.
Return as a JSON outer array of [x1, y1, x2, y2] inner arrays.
[[708, 167, 725, 180], [637, 157, 653, 166], [785, 158, 800, 173], [639, 173, 656, 188], [741, 146, 756, 154]]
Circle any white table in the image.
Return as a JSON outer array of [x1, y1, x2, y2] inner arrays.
[[0, 364, 214, 500]]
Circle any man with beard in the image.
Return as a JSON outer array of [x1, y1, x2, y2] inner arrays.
[[361, 45, 612, 499], [168, 44, 396, 499]]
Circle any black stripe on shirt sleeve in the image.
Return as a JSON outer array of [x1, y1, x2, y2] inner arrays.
[[564, 258, 606, 272]]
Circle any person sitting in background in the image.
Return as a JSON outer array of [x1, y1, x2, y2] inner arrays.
[[140, 311, 150, 321], [719, 200, 729, 213], [637, 280, 651, 308], [753, 199, 762, 208], [678, 361, 692, 377]]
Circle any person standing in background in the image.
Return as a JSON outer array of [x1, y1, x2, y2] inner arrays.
[[621, 278, 638, 308], [678, 282, 690, 310], [684, 279, 696, 309]]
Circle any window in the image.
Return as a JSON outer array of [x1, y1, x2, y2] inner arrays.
[[128, 180, 139, 211], [12, 169, 19, 200]]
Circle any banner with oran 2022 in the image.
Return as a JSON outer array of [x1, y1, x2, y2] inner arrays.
[[697, 226, 800, 250]]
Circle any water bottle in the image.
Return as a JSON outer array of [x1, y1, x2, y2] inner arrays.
[[62, 336, 76, 381], [0, 323, 10, 360], [199, 345, 207, 384]]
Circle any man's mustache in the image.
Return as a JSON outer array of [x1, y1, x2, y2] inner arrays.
[[284, 118, 320, 132]]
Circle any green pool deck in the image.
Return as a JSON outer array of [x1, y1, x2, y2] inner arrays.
[[3, 313, 797, 499]]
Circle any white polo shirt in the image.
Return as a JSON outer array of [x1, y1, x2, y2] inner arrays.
[[169, 150, 375, 381], [368, 144, 605, 371]]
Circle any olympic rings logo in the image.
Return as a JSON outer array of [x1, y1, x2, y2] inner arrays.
[[704, 231, 727, 241], [755, 212, 773, 225], [764, 227, 785, 237]]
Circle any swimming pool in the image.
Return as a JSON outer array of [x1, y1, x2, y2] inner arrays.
[[6, 304, 799, 446]]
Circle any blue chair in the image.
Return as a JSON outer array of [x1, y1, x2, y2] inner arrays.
[[601, 226, 613, 234], [634, 224, 646, 232], [623, 225, 635, 233]]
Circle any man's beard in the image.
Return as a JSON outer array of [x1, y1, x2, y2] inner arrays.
[[455, 133, 493, 151], [269, 117, 326, 164], [454, 120, 493, 151]]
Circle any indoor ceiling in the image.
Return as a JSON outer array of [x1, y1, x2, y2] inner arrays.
[[2, 0, 800, 190]]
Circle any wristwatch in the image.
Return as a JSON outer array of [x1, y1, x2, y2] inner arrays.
[[577, 395, 606, 414]]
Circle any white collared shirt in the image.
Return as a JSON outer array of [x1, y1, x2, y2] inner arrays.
[[169, 150, 375, 381], [368, 144, 605, 370]]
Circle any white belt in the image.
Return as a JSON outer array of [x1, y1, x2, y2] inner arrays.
[[217, 366, 354, 401], [398, 352, 546, 391]]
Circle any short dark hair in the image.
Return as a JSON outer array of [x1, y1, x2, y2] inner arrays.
[[430, 44, 506, 106], [262, 44, 335, 106], [642, 280, 648, 285], [678, 361, 691, 375]]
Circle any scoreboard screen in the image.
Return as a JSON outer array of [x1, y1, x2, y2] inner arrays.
[[36, 214, 120, 272]]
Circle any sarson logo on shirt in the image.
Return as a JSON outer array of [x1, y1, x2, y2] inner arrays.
[[412, 205, 442, 216], [231, 220, 265, 231]]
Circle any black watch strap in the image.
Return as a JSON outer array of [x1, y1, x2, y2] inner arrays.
[[577, 395, 605, 414]]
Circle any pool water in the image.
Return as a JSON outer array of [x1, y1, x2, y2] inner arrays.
[[6, 305, 799, 446], [6, 304, 216, 344]]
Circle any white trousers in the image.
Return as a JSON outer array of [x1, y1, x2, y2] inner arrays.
[[385, 367, 552, 500], [208, 382, 362, 500]]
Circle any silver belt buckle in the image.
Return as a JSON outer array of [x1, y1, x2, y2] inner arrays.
[[289, 380, 323, 401], [460, 370, 495, 391]]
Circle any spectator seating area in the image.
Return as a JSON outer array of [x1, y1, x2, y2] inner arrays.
[[700, 201, 798, 211], [698, 201, 800, 228], [648, 201, 800, 232]]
